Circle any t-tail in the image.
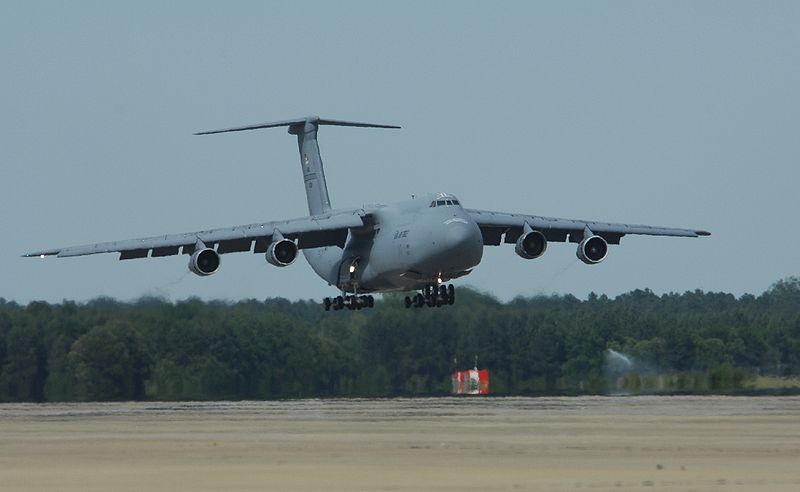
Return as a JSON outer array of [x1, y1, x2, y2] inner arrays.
[[195, 116, 400, 216]]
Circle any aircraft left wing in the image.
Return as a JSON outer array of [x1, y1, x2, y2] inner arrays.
[[24, 209, 367, 259], [466, 208, 710, 246]]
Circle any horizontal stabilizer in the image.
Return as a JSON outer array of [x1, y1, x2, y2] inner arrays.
[[195, 116, 400, 135]]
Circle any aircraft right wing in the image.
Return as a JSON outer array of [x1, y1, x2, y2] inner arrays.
[[466, 208, 710, 246], [24, 209, 368, 260]]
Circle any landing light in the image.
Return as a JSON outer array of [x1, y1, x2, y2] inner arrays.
[[349, 265, 356, 273], [437, 276, 443, 284], [40, 254, 45, 259]]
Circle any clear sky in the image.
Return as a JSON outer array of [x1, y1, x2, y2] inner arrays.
[[2, 1, 798, 304]]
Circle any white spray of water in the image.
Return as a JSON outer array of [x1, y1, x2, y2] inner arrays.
[[604, 349, 638, 395], [606, 349, 633, 367]]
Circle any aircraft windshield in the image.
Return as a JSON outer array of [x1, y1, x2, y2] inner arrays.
[[430, 199, 461, 208]]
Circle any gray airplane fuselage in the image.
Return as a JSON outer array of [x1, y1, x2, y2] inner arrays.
[[304, 192, 483, 293]]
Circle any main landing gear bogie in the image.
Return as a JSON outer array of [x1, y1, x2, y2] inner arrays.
[[324, 294, 374, 311], [404, 284, 456, 309], [322, 284, 456, 311]]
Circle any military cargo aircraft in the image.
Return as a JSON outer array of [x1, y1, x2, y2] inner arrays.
[[25, 116, 710, 310]]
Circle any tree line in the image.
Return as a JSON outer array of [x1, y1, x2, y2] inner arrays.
[[1, 277, 798, 402]]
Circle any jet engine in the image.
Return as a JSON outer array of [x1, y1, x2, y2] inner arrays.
[[515, 230, 548, 259], [577, 235, 608, 264], [266, 238, 298, 267], [189, 248, 221, 276]]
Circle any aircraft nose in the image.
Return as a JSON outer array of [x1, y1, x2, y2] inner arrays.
[[446, 221, 473, 248], [443, 220, 483, 266]]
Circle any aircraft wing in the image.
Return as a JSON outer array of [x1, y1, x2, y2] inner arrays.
[[24, 209, 367, 260], [466, 209, 710, 246]]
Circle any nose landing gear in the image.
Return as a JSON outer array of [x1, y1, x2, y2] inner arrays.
[[404, 284, 456, 308], [323, 294, 375, 311]]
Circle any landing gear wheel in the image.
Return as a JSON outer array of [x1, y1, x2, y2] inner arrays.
[[426, 285, 437, 307], [323, 293, 376, 311], [402, 284, 457, 308]]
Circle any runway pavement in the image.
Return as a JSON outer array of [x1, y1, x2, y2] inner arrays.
[[1, 396, 799, 491]]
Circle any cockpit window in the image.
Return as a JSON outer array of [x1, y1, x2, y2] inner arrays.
[[431, 198, 460, 207]]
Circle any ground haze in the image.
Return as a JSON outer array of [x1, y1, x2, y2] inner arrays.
[[1, 397, 799, 491]]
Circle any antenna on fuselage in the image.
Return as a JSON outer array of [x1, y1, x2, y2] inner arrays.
[[195, 116, 400, 216]]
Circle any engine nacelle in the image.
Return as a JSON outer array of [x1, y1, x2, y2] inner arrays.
[[189, 248, 220, 276], [515, 230, 548, 259], [577, 235, 608, 264], [266, 239, 298, 267]]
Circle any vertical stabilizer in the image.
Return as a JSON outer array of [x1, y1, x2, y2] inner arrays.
[[195, 116, 399, 217], [289, 120, 331, 215]]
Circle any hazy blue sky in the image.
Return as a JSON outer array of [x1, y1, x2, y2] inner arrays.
[[3, 2, 798, 303]]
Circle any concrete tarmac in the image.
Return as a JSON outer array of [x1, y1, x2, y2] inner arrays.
[[1, 396, 799, 491]]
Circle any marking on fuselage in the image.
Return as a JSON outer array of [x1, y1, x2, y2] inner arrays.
[[444, 218, 468, 225], [393, 230, 409, 239]]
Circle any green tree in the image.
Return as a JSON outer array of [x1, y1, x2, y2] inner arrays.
[[0, 324, 47, 401], [69, 321, 149, 400]]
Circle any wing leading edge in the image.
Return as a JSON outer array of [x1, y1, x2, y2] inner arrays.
[[24, 210, 367, 260], [467, 209, 710, 246]]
